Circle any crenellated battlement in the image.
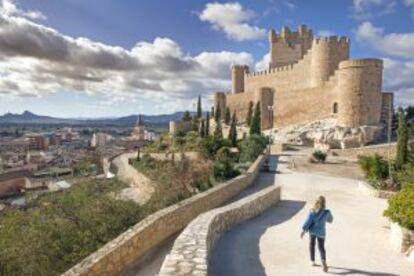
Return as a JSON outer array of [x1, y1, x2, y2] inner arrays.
[[222, 23, 389, 132], [312, 36, 350, 46], [246, 64, 295, 78], [339, 58, 382, 69]]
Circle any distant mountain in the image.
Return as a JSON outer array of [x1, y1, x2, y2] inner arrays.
[[0, 110, 192, 126]]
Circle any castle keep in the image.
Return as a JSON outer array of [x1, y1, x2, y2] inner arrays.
[[215, 25, 393, 131]]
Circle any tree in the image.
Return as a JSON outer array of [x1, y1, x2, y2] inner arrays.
[[205, 112, 210, 137], [136, 148, 141, 161], [211, 106, 215, 118], [214, 120, 223, 139], [191, 115, 199, 132], [246, 101, 253, 126], [250, 101, 261, 135], [228, 112, 238, 146], [225, 107, 231, 124], [182, 111, 191, 121], [197, 95, 202, 119], [200, 119, 205, 138], [215, 104, 221, 122], [396, 109, 408, 168]]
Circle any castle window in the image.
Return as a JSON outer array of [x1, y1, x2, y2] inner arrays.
[[333, 102, 338, 114]]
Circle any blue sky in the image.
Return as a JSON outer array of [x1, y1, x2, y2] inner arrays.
[[0, 0, 413, 118]]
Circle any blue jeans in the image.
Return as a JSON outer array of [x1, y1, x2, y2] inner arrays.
[[310, 235, 326, 261]]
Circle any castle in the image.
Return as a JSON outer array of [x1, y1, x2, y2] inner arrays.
[[214, 25, 393, 132]]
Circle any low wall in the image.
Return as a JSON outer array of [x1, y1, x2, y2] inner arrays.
[[358, 181, 396, 199], [389, 221, 414, 254], [331, 142, 396, 160], [64, 154, 267, 276], [159, 185, 281, 276]]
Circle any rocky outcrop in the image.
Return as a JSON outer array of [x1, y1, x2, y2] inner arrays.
[[271, 118, 383, 149]]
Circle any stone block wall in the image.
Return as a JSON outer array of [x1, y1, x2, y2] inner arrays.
[[169, 121, 191, 135], [330, 142, 396, 160], [63, 154, 267, 276], [159, 185, 281, 276]]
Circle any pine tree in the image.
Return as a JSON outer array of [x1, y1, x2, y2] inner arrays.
[[228, 112, 238, 146], [136, 148, 141, 161], [182, 110, 191, 121], [211, 106, 215, 118], [215, 104, 221, 122], [205, 112, 210, 136], [225, 107, 231, 125], [214, 120, 223, 138], [191, 115, 199, 131], [246, 101, 253, 126], [250, 101, 261, 135], [197, 95, 202, 119], [200, 119, 205, 138], [396, 109, 408, 168]]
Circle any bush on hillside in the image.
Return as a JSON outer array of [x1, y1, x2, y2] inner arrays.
[[312, 150, 327, 163], [384, 185, 414, 230], [358, 154, 389, 184], [238, 134, 267, 163], [213, 147, 240, 181]]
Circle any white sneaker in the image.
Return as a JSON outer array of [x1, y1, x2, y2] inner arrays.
[[311, 261, 317, 266]]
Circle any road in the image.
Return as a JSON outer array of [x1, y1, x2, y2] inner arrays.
[[210, 153, 414, 276]]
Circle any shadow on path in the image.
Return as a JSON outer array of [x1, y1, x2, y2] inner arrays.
[[328, 266, 398, 276], [209, 200, 306, 276]]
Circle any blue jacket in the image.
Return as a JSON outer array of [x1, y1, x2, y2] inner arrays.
[[302, 209, 333, 238]]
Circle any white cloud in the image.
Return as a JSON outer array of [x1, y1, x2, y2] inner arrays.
[[356, 21, 414, 58], [254, 53, 270, 71], [355, 21, 414, 106], [404, 0, 414, 18], [0, 10, 254, 111], [352, 0, 396, 20], [382, 58, 414, 106], [0, 0, 46, 20], [199, 2, 266, 41], [317, 30, 336, 37]]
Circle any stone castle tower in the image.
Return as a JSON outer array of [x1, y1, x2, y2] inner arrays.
[[215, 24, 393, 131]]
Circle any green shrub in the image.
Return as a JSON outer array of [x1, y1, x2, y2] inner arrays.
[[312, 150, 327, 163], [358, 154, 389, 183], [239, 134, 267, 163], [200, 136, 231, 159], [0, 179, 143, 275], [384, 185, 414, 230], [213, 147, 240, 181]]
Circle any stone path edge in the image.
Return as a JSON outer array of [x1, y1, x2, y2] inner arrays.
[[159, 185, 281, 276], [63, 154, 268, 276]]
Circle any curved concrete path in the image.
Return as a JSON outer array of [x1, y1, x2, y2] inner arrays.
[[210, 153, 414, 276], [122, 155, 280, 276]]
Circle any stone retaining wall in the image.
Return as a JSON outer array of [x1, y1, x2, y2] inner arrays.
[[389, 221, 414, 254], [358, 181, 396, 199], [159, 185, 281, 276], [331, 142, 396, 160], [63, 154, 267, 276]]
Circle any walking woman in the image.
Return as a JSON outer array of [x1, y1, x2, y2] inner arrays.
[[300, 196, 333, 272]]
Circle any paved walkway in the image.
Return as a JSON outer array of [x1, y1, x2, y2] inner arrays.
[[210, 153, 414, 276], [123, 155, 280, 276]]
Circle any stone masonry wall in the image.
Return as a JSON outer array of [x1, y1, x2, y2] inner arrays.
[[330, 142, 396, 160], [159, 185, 281, 276], [63, 154, 267, 276]]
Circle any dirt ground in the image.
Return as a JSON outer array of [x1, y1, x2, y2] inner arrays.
[[287, 148, 365, 180]]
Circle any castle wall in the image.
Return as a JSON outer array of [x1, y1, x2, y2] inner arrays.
[[214, 92, 226, 119], [310, 37, 349, 87], [274, 85, 337, 127], [337, 59, 383, 127], [381, 92, 394, 127], [231, 65, 247, 94], [225, 90, 259, 123]]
